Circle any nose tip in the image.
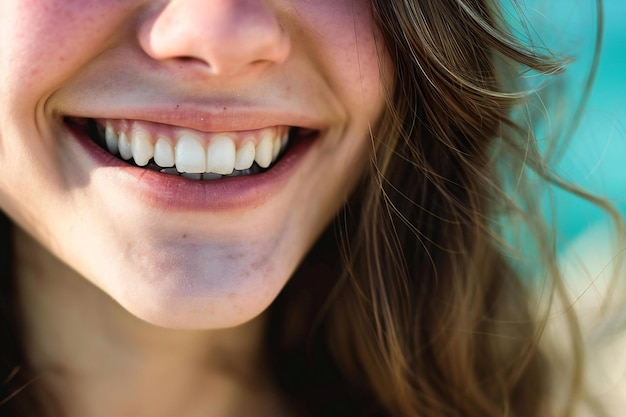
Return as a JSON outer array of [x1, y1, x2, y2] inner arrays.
[[138, 0, 291, 76]]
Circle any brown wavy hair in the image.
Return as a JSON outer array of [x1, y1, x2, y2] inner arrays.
[[0, 0, 609, 416], [268, 1, 593, 416]]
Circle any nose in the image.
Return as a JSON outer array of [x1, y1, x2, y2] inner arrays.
[[138, 0, 291, 76]]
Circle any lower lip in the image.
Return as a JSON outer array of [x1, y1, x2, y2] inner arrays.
[[70, 124, 318, 211]]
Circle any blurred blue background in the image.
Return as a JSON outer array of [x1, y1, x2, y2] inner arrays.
[[512, 0, 626, 244]]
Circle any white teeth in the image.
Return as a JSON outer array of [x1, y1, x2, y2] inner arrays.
[[255, 132, 274, 169], [105, 123, 119, 155], [99, 122, 292, 177], [235, 141, 255, 170], [119, 132, 133, 160], [206, 135, 236, 175], [131, 129, 154, 167], [175, 133, 206, 173], [154, 137, 175, 168]]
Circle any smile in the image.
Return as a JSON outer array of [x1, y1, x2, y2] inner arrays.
[[71, 118, 305, 180], [63, 115, 322, 210]]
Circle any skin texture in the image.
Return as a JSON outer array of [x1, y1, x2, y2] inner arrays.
[[0, 0, 391, 415], [0, 0, 390, 329]]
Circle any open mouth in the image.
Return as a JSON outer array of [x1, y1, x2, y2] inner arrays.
[[66, 117, 314, 180]]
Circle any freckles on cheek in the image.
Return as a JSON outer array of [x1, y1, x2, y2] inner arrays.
[[1, 1, 124, 94], [295, 0, 373, 43], [295, 0, 385, 92]]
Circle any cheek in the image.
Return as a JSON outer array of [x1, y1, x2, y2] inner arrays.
[[293, 0, 389, 113], [0, 1, 133, 101]]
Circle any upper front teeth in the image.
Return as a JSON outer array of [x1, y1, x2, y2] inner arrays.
[[130, 129, 153, 166], [154, 136, 175, 168], [206, 136, 236, 175], [102, 122, 289, 175], [176, 134, 205, 173]]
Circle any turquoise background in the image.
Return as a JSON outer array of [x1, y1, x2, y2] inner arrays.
[[513, 1, 626, 243]]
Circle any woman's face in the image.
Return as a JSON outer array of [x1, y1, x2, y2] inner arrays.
[[0, 0, 390, 329]]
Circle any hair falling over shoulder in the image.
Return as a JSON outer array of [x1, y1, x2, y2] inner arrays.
[[270, 0, 609, 416]]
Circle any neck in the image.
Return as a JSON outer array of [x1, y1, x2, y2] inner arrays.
[[13, 227, 287, 417]]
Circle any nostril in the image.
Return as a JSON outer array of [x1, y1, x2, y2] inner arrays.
[[174, 56, 204, 67], [137, 1, 291, 77]]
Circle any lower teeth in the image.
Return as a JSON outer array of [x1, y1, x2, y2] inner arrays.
[[156, 163, 263, 180]]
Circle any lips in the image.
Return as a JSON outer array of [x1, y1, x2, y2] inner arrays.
[[64, 115, 321, 210], [67, 117, 307, 180]]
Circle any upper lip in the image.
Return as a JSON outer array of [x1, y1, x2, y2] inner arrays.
[[56, 100, 330, 135], [47, 54, 342, 134], [64, 108, 324, 132]]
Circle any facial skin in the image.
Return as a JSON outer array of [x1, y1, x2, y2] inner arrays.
[[0, 0, 390, 330]]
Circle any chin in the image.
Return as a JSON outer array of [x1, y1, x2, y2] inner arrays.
[[115, 287, 278, 330], [92, 240, 297, 330]]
